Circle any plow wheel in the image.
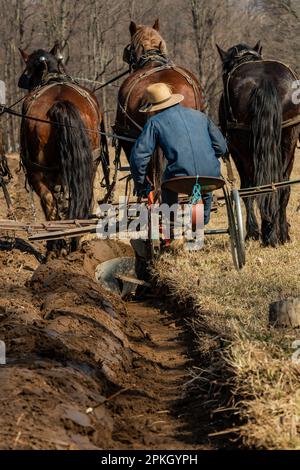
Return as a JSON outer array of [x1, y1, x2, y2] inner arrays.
[[224, 186, 245, 270]]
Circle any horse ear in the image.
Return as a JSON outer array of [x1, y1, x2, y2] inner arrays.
[[153, 18, 159, 31], [129, 21, 137, 36], [253, 41, 261, 52], [19, 48, 29, 63], [49, 42, 59, 57], [216, 44, 227, 62], [158, 40, 167, 55]]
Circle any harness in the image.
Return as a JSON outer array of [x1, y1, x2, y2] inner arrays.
[[223, 54, 300, 132], [116, 61, 203, 138], [21, 78, 102, 173], [123, 44, 171, 71]]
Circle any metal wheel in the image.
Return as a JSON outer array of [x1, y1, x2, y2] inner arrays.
[[231, 188, 245, 258], [224, 186, 246, 270]]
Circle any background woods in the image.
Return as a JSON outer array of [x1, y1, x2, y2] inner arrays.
[[0, 0, 299, 151]]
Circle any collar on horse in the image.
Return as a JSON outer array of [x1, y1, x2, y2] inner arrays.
[[225, 49, 262, 75], [41, 71, 77, 86], [123, 44, 171, 70]]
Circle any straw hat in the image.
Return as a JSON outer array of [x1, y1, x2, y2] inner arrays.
[[139, 83, 184, 113]]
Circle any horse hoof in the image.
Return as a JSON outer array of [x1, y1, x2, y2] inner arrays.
[[46, 251, 57, 262], [246, 231, 260, 241]]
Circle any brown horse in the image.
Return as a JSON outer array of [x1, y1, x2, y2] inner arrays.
[[217, 42, 300, 246], [18, 45, 109, 253], [115, 19, 205, 186]]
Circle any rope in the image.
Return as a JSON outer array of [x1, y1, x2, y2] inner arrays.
[[189, 176, 202, 205]]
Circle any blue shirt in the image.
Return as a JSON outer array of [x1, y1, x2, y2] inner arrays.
[[130, 104, 228, 187]]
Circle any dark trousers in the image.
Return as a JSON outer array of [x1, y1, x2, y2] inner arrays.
[[161, 189, 212, 225]]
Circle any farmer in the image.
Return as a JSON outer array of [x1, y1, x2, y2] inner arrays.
[[130, 82, 228, 225]]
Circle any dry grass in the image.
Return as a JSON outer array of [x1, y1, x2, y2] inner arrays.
[[154, 150, 300, 449]]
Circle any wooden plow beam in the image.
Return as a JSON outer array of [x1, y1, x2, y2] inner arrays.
[[0, 218, 101, 241], [29, 225, 99, 241], [0, 218, 101, 231], [0, 212, 139, 242]]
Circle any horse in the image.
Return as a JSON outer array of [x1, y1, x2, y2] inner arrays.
[[18, 44, 109, 255], [115, 19, 206, 190], [217, 42, 300, 247]]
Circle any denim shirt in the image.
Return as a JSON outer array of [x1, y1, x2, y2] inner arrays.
[[130, 104, 228, 187]]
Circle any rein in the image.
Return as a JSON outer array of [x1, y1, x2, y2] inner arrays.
[[0, 104, 136, 143], [93, 69, 130, 92]]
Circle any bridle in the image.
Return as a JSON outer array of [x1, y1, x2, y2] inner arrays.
[[123, 43, 170, 71], [223, 48, 262, 76]]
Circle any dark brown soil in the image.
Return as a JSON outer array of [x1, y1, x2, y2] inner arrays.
[[0, 156, 219, 450]]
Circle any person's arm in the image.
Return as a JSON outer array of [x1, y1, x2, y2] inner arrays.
[[130, 119, 158, 194], [207, 117, 228, 158]]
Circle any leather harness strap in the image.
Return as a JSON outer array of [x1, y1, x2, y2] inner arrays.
[[224, 59, 300, 132], [24, 80, 99, 119], [226, 115, 300, 131], [121, 63, 203, 129], [21, 81, 101, 173]]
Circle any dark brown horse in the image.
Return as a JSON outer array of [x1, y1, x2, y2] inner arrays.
[[115, 19, 205, 186], [217, 42, 300, 246], [18, 45, 109, 253]]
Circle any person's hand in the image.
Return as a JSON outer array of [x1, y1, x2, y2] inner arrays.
[[222, 150, 230, 162], [134, 183, 146, 198]]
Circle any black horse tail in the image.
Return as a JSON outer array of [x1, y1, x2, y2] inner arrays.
[[249, 78, 282, 244], [48, 101, 93, 219]]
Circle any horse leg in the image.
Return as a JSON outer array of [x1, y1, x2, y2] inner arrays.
[[261, 216, 279, 247], [35, 182, 58, 256], [277, 129, 297, 244], [231, 149, 259, 240], [31, 181, 57, 221], [32, 181, 68, 258], [244, 194, 260, 241], [260, 195, 280, 247], [278, 187, 291, 244]]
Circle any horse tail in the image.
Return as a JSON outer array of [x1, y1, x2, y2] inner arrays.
[[48, 100, 93, 219], [248, 78, 282, 244]]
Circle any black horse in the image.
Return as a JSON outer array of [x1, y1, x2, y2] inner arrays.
[[217, 42, 300, 246]]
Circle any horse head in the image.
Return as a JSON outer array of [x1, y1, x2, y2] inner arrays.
[[216, 42, 263, 75], [18, 43, 63, 90], [123, 19, 168, 69]]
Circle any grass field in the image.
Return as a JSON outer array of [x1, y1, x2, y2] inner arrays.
[[155, 150, 300, 449]]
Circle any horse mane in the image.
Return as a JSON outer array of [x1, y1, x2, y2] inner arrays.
[[131, 26, 167, 60]]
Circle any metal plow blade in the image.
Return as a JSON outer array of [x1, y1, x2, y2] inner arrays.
[[95, 256, 149, 298]]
